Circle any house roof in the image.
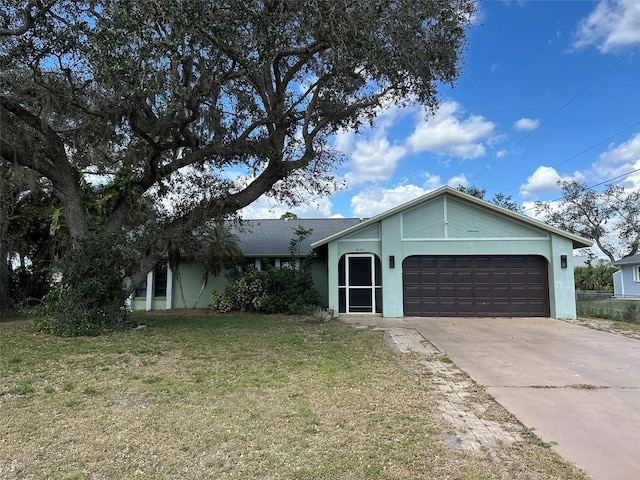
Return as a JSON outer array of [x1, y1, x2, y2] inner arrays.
[[612, 254, 640, 266], [233, 218, 364, 257], [310, 186, 593, 250]]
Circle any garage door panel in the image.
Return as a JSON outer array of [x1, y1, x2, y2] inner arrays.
[[492, 272, 510, 284], [420, 286, 438, 297], [440, 301, 462, 313], [439, 272, 456, 283], [403, 255, 549, 317], [509, 271, 527, 283], [420, 272, 438, 284], [418, 257, 438, 269], [455, 286, 475, 298]]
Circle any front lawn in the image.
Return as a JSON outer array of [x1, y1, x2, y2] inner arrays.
[[0, 313, 587, 479]]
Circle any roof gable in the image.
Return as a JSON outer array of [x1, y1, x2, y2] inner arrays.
[[311, 186, 592, 249]]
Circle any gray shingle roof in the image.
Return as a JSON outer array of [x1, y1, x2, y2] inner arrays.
[[232, 218, 363, 257], [612, 254, 640, 266]]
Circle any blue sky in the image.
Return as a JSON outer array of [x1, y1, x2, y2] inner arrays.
[[242, 0, 640, 223]]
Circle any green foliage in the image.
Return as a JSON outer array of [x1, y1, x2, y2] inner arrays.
[[456, 185, 521, 212], [36, 233, 133, 336], [536, 181, 640, 262], [225, 274, 268, 312], [210, 291, 233, 314], [574, 265, 617, 292], [211, 261, 321, 316], [308, 307, 333, 324], [8, 266, 49, 307], [576, 292, 640, 324]]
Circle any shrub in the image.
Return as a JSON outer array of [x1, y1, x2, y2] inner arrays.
[[308, 307, 333, 323], [36, 232, 131, 336], [210, 261, 321, 315], [619, 302, 640, 323], [210, 291, 233, 313]]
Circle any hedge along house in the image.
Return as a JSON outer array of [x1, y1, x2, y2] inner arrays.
[[129, 217, 364, 311], [311, 186, 592, 319]]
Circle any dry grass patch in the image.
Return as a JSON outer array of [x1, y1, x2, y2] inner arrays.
[[1, 314, 588, 479]]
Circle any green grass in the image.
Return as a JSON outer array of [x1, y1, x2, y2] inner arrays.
[[577, 297, 640, 323], [0, 313, 588, 479]]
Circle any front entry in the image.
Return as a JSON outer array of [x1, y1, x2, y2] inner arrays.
[[338, 254, 382, 314]]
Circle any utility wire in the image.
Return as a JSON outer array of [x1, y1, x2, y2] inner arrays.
[[505, 121, 640, 194], [521, 166, 640, 213], [469, 42, 640, 184]]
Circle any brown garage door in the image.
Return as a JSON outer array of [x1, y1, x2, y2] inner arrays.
[[403, 255, 549, 317]]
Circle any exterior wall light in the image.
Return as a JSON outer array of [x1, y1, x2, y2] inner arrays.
[[560, 255, 567, 268]]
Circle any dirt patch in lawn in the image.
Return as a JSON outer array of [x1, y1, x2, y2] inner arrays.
[[565, 317, 640, 340]]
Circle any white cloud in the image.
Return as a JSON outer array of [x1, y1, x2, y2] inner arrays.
[[344, 136, 407, 185], [446, 174, 469, 189], [421, 172, 443, 190], [349, 173, 471, 217], [519, 166, 566, 199], [588, 132, 640, 189], [407, 101, 495, 159], [514, 118, 540, 132], [350, 184, 432, 217], [519, 132, 640, 201], [240, 194, 335, 219], [572, 0, 640, 53], [336, 104, 410, 186]]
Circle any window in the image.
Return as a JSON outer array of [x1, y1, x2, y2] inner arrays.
[[633, 265, 640, 283], [134, 279, 147, 298], [154, 263, 168, 297]]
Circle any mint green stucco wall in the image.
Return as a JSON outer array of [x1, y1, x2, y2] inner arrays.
[[172, 262, 228, 309], [326, 194, 580, 319], [132, 257, 330, 311]]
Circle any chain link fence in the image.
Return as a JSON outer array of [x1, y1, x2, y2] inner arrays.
[[575, 291, 640, 323]]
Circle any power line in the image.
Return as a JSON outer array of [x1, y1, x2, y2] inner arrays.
[[505, 121, 640, 194], [521, 166, 640, 213], [469, 42, 640, 184]]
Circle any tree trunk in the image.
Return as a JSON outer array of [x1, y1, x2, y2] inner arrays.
[[0, 164, 12, 320], [191, 270, 209, 308], [0, 225, 10, 320]]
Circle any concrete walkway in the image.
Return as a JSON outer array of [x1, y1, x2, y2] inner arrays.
[[341, 316, 640, 480]]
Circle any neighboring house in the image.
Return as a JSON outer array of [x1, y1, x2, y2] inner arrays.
[[612, 254, 640, 299], [132, 186, 592, 319]]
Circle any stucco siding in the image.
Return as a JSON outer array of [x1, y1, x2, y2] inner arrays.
[[401, 197, 445, 238], [341, 223, 380, 240], [326, 193, 581, 319], [170, 261, 227, 309], [445, 197, 547, 239]]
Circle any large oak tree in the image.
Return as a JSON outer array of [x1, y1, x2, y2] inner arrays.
[[1, 0, 476, 307], [535, 180, 640, 263]]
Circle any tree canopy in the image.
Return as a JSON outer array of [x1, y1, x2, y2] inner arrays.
[[456, 185, 521, 212], [535, 180, 640, 263], [1, 0, 476, 316]]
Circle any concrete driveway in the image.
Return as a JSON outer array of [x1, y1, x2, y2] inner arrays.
[[401, 317, 640, 480]]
